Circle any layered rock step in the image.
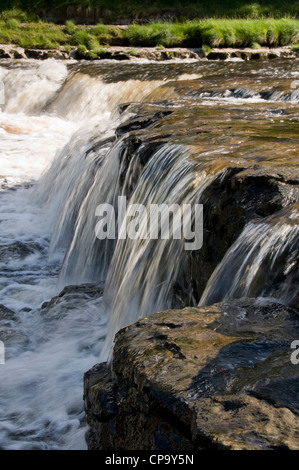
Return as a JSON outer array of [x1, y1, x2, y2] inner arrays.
[[84, 298, 299, 450]]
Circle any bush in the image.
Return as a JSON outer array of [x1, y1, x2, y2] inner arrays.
[[85, 35, 100, 50], [277, 18, 299, 46], [92, 24, 111, 36], [6, 18, 20, 29], [77, 44, 87, 57], [202, 44, 211, 56], [65, 20, 76, 35], [71, 29, 90, 45], [71, 29, 100, 49]]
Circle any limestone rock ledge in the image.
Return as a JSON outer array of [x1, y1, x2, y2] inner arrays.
[[0, 44, 298, 61], [84, 298, 299, 450]]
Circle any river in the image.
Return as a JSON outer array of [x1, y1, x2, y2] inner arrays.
[[0, 57, 298, 449]]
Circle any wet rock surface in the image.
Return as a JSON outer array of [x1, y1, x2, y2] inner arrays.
[[84, 299, 299, 450], [40, 282, 104, 310], [0, 304, 29, 359], [109, 99, 299, 306]]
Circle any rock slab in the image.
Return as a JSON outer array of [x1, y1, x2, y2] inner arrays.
[[84, 299, 299, 450]]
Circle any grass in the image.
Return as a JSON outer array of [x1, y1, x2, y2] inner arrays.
[[0, 12, 298, 51], [124, 19, 299, 48], [0, 21, 67, 49]]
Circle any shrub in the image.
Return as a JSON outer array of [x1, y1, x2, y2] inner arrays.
[[71, 29, 90, 45], [77, 44, 87, 57], [85, 35, 100, 50], [277, 18, 299, 46], [71, 29, 100, 50], [202, 44, 211, 56], [65, 20, 76, 35], [6, 18, 20, 29], [86, 51, 98, 59]]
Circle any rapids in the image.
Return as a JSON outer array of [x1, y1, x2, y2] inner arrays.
[[0, 57, 298, 449]]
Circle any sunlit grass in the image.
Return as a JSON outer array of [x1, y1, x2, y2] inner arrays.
[[0, 14, 298, 50], [125, 19, 299, 48], [0, 21, 67, 48]]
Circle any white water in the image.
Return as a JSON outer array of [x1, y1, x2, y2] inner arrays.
[[100, 145, 218, 361], [200, 206, 299, 307], [0, 60, 203, 449], [0, 58, 298, 450], [0, 61, 110, 449]]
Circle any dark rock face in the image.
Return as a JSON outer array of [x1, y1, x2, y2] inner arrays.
[[108, 106, 299, 307], [0, 305, 29, 359], [0, 304, 16, 322], [177, 167, 299, 304], [41, 282, 104, 310], [84, 299, 299, 450]]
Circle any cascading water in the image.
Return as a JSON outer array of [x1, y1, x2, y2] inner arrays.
[[100, 145, 218, 361], [0, 57, 298, 449], [199, 205, 299, 308]]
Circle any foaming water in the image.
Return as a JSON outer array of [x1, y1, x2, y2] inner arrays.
[[0, 60, 68, 115], [0, 291, 106, 450], [0, 112, 77, 188], [48, 73, 165, 122], [0, 58, 298, 450]]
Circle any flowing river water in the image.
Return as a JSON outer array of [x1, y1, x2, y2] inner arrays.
[[0, 57, 298, 449]]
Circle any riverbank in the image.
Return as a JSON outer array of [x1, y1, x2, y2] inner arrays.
[[0, 44, 298, 61], [0, 17, 298, 51]]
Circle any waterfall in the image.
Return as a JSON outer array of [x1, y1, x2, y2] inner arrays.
[[100, 145, 220, 360], [0, 58, 298, 450], [199, 205, 299, 308], [38, 134, 222, 359]]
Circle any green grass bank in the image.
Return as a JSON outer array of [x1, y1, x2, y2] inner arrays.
[[0, 13, 298, 52]]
